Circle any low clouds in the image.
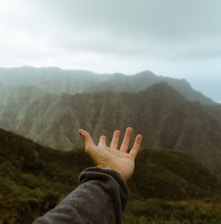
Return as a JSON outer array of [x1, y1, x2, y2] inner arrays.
[[32, 0, 221, 60], [0, 0, 221, 90]]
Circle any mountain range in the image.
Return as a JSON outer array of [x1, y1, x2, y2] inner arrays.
[[1, 66, 221, 223], [0, 67, 221, 174], [0, 66, 215, 104]]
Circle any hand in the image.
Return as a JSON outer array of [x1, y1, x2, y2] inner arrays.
[[79, 127, 142, 181]]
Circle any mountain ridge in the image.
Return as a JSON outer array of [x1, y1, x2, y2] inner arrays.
[[0, 66, 215, 104], [0, 82, 221, 173]]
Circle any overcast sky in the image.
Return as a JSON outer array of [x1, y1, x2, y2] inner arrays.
[[0, 0, 220, 101]]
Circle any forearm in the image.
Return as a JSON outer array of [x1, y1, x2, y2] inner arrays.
[[33, 167, 128, 224]]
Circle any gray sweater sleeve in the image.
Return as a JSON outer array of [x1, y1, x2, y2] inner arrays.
[[33, 167, 128, 224]]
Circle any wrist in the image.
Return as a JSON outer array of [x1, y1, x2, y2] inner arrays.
[[96, 165, 126, 181]]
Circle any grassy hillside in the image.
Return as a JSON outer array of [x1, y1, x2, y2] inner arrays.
[[1, 128, 221, 223], [132, 149, 217, 199], [0, 128, 92, 223]]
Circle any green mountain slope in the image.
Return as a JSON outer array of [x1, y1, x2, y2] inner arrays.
[[0, 128, 90, 223], [1, 128, 221, 223], [132, 149, 217, 200]]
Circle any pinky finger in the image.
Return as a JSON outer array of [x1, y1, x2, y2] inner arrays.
[[129, 134, 142, 158]]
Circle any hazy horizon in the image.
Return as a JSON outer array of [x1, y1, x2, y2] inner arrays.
[[0, 65, 220, 103], [0, 0, 220, 101]]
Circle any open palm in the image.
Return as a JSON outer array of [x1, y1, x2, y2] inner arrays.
[[79, 127, 142, 181]]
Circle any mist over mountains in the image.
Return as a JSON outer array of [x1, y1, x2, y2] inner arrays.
[[0, 66, 215, 104], [0, 67, 221, 174]]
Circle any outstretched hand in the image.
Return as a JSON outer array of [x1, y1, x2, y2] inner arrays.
[[79, 127, 142, 181]]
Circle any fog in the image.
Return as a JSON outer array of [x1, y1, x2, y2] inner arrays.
[[0, 0, 220, 101]]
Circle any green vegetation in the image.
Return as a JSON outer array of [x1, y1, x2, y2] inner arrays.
[[0, 128, 91, 223], [123, 199, 221, 224], [1, 128, 221, 223], [132, 149, 218, 200]]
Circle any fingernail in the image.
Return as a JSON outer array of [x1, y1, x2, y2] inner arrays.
[[78, 130, 83, 136]]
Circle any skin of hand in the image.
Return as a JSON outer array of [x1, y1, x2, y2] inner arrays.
[[79, 127, 142, 181]]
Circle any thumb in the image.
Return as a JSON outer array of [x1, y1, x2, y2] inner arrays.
[[78, 129, 95, 152]]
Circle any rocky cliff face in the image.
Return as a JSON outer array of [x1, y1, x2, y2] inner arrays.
[[0, 82, 221, 172]]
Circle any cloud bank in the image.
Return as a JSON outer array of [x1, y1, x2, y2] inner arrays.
[[0, 0, 220, 100]]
